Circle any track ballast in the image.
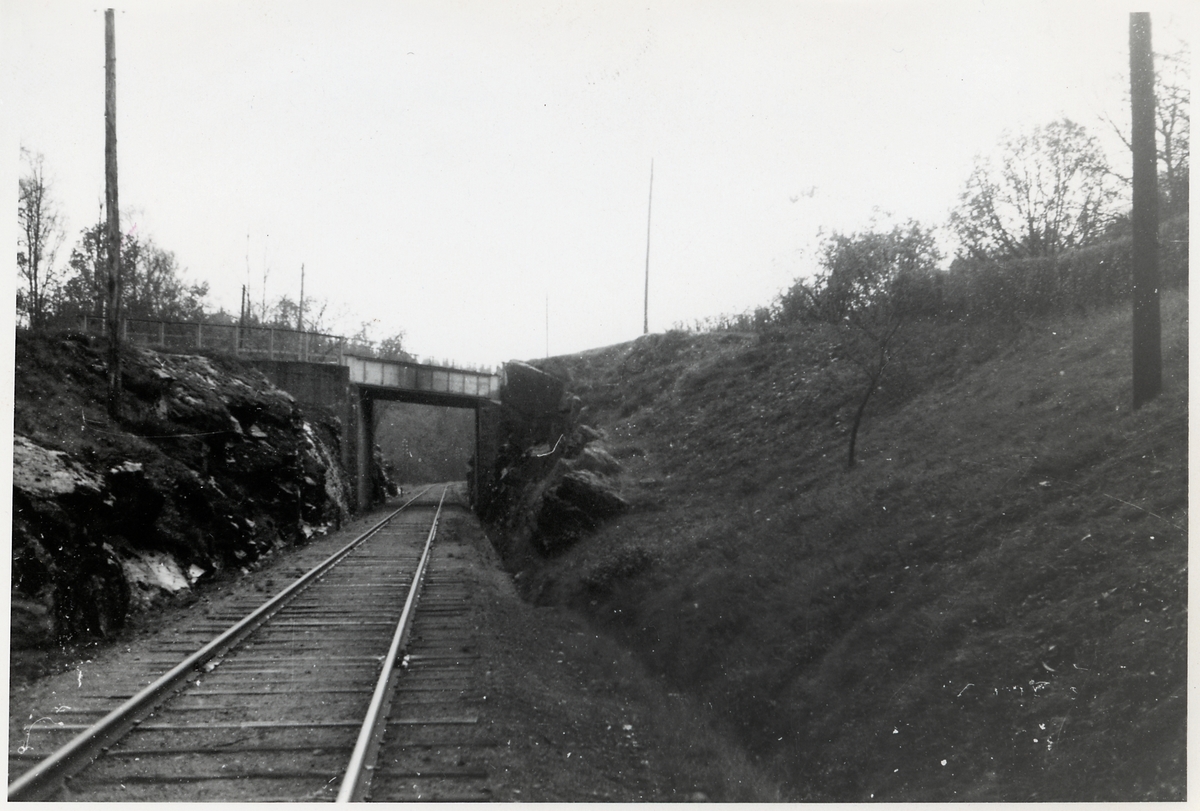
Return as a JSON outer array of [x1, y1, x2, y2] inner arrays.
[[8, 484, 494, 802]]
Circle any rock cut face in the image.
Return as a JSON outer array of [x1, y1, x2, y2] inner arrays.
[[11, 334, 352, 650], [486, 362, 628, 564]]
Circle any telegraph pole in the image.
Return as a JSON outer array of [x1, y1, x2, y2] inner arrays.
[[1130, 12, 1161, 408], [244, 232, 251, 322], [298, 263, 305, 332], [238, 284, 247, 349], [104, 8, 123, 419], [643, 159, 654, 335]]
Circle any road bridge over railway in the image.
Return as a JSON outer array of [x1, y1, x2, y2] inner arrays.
[[82, 315, 563, 516], [253, 354, 507, 512], [344, 355, 504, 510], [344, 354, 501, 405]]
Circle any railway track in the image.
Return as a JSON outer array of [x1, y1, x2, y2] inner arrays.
[[8, 483, 494, 802]]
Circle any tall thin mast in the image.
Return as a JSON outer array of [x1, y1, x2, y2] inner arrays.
[[298, 263, 305, 331], [643, 158, 654, 335]]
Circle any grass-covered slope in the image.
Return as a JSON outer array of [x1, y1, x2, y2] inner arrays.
[[524, 292, 1187, 801]]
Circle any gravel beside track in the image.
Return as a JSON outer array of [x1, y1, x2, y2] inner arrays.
[[10, 488, 444, 801], [9, 482, 772, 802]]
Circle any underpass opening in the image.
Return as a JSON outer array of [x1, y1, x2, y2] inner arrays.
[[247, 355, 504, 514], [375, 401, 475, 490], [353, 385, 501, 514]]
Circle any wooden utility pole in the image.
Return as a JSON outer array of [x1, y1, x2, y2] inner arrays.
[[261, 252, 269, 323], [297, 263, 306, 361], [298, 263, 305, 331], [238, 284, 247, 349], [244, 232, 251, 321], [643, 159, 654, 335], [104, 8, 123, 419], [1130, 12, 1162, 409]]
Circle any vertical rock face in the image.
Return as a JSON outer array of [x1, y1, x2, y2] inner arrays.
[[484, 363, 627, 568], [11, 333, 353, 649], [501, 361, 568, 447]]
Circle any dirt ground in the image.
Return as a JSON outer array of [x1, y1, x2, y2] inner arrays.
[[7, 488, 778, 802]]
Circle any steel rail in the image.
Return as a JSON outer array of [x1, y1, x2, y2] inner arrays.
[[336, 485, 448, 803], [7, 487, 434, 802]]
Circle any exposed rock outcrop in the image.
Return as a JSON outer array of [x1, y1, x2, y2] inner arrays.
[[11, 332, 353, 650], [486, 363, 628, 569]]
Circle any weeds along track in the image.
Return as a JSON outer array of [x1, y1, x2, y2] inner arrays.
[[8, 484, 493, 802]]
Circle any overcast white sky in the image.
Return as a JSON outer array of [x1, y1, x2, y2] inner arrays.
[[3, 0, 1195, 368]]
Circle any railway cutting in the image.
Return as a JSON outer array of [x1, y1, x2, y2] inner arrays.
[[8, 484, 495, 802]]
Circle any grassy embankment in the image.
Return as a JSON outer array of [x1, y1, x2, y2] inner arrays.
[[526, 291, 1187, 801]]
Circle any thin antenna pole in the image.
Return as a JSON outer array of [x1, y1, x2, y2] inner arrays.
[[245, 232, 251, 307], [643, 158, 654, 335], [545, 293, 549, 358], [261, 242, 269, 323], [298, 263, 305, 332]]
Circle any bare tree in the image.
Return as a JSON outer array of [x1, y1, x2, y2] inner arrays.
[[1151, 46, 1190, 216], [1103, 43, 1190, 217], [17, 149, 65, 329], [951, 119, 1120, 260]]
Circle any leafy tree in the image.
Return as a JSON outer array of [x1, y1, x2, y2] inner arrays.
[[951, 119, 1120, 260], [16, 149, 65, 329], [377, 330, 412, 361], [58, 219, 140, 323], [786, 221, 941, 467], [124, 239, 209, 321], [249, 293, 330, 333], [346, 319, 413, 360], [267, 295, 301, 329], [58, 221, 209, 324]]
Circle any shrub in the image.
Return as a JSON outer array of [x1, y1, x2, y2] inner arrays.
[[940, 214, 1186, 321]]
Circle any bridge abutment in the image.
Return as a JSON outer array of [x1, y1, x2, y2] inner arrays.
[[356, 392, 375, 510], [251, 358, 510, 517], [249, 360, 364, 511]]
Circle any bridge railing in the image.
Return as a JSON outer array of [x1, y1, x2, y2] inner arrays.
[[345, 354, 502, 400], [77, 315, 347, 364]]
